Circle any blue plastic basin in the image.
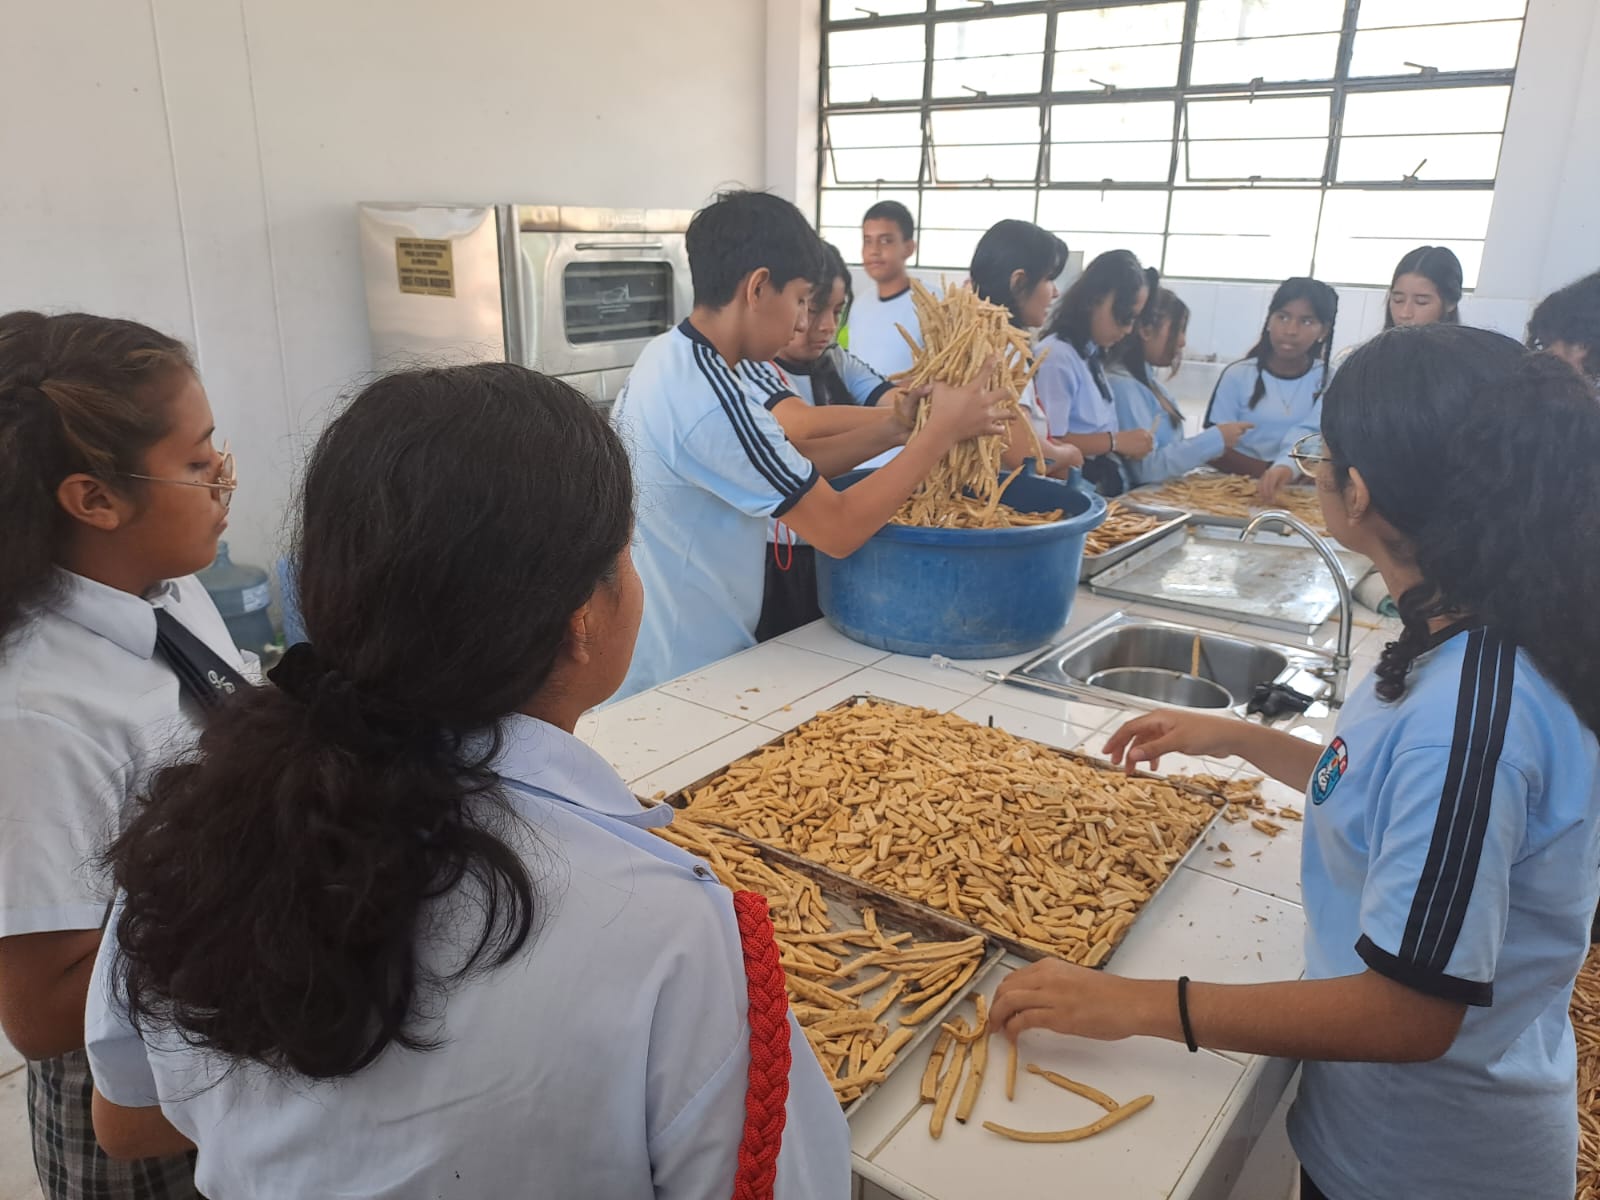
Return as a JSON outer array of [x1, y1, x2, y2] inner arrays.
[[816, 468, 1107, 659]]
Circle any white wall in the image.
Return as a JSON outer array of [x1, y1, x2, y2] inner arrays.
[[1, 0, 769, 570]]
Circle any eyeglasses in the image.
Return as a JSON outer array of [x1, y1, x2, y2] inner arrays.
[[123, 441, 237, 510], [1288, 432, 1333, 478]]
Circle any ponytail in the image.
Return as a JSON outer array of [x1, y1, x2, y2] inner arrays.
[[0, 312, 190, 648], [107, 363, 636, 1079]]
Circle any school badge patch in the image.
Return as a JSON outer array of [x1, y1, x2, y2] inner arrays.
[[1311, 737, 1348, 805]]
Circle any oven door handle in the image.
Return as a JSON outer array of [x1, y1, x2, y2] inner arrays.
[[572, 241, 666, 252]]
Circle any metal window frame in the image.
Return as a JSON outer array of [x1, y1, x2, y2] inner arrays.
[[817, 0, 1524, 280]]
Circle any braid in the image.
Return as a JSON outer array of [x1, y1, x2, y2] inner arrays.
[[1373, 581, 1447, 703]]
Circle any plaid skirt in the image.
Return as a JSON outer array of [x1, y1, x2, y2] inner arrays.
[[27, 1049, 200, 1200]]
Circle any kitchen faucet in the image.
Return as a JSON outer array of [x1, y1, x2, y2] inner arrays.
[[1240, 511, 1352, 707]]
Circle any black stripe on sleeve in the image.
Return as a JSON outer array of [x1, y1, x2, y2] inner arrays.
[[864, 380, 895, 406], [694, 344, 808, 496], [739, 361, 801, 411], [771, 466, 821, 518], [1396, 629, 1517, 974], [1355, 935, 1493, 1006]]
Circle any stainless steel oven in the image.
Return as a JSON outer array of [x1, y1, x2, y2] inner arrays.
[[357, 203, 693, 411]]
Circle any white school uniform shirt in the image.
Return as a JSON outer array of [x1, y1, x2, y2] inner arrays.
[[1106, 366, 1225, 488], [85, 714, 851, 1199], [611, 321, 819, 701], [1203, 358, 1326, 469], [0, 571, 244, 940], [1289, 624, 1600, 1200], [841, 284, 920, 380]]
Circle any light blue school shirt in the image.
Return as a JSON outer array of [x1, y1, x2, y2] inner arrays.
[[1106, 366, 1225, 488], [769, 348, 895, 410], [1033, 333, 1114, 439], [1290, 624, 1600, 1200], [612, 321, 819, 700], [1203, 358, 1326, 466], [84, 714, 852, 1200]]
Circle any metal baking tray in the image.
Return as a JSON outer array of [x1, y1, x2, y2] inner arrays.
[[648, 695, 1226, 970], [1078, 502, 1191, 581]]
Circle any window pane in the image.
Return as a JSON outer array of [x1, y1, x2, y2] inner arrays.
[[1052, 101, 1175, 142], [826, 113, 923, 184], [819, 225, 864, 260], [1195, 0, 1343, 40], [929, 107, 1041, 182], [935, 0, 1032, 8], [1057, 3, 1185, 50], [828, 112, 922, 149], [1337, 133, 1503, 182], [1052, 44, 1183, 93], [1190, 33, 1341, 85], [1061, 231, 1166, 270], [829, 148, 923, 184], [830, 0, 925, 15], [1186, 95, 1329, 139], [1349, 22, 1524, 77], [1165, 189, 1321, 278], [1184, 139, 1326, 182], [917, 228, 986, 270], [826, 25, 926, 103], [819, 189, 920, 232], [1328, 188, 1495, 240], [828, 62, 927, 104], [933, 15, 1046, 97], [920, 189, 1035, 228], [1356, 0, 1526, 29], [1053, 142, 1172, 183], [1341, 87, 1510, 136], [1036, 189, 1170, 234]]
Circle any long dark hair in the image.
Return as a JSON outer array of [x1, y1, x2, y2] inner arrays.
[[1240, 277, 1338, 409], [106, 363, 636, 1079], [809, 241, 857, 407], [1323, 325, 1600, 733], [969, 219, 1069, 329], [1044, 249, 1149, 352], [1383, 246, 1463, 329], [0, 311, 192, 650], [1108, 276, 1188, 429]]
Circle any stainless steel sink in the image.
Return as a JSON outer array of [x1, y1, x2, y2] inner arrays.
[[1002, 611, 1336, 717]]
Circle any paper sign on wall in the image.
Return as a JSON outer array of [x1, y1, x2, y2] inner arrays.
[[395, 238, 455, 297]]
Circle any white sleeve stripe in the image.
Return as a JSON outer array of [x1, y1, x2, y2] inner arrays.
[[693, 344, 809, 496]]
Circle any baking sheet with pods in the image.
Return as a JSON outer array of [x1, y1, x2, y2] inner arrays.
[[1077, 502, 1191, 581], [659, 697, 1226, 969], [656, 814, 1004, 1116], [1130, 472, 1329, 534]]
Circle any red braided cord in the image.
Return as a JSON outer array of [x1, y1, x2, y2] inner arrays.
[[730, 890, 792, 1200]]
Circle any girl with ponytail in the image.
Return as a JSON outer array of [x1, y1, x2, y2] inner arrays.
[[992, 325, 1600, 1200], [83, 363, 850, 1197], [0, 310, 242, 1200]]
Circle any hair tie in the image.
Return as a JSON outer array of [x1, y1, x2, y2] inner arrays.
[[268, 641, 340, 703], [269, 642, 430, 755]]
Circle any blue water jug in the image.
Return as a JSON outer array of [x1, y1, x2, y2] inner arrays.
[[196, 541, 276, 656]]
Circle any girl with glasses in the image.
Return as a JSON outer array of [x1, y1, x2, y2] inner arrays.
[[0, 310, 245, 1200], [992, 324, 1600, 1200]]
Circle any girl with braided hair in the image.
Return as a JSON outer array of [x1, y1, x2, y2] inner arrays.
[[1204, 276, 1338, 500], [0, 310, 246, 1200], [82, 363, 850, 1197], [993, 324, 1600, 1200]]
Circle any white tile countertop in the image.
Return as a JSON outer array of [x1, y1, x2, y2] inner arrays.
[[579, 590, 1398, 1200]]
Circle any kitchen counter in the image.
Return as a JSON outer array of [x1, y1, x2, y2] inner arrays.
[[578, 591, 1398, 1200]]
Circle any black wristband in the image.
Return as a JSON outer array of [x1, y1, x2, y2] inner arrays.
[[1177, 976, 1198, 1052]]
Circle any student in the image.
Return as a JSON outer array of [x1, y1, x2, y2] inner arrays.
[[611, 190, 1008, 700], [744, 242, 909, 641], [967, 219, 1084, 479], [845, 200, 921, 379], [1207, 277, 1337, 501], [1528, 268, 1600, 384], [1034, 251, 1157, 496], [0, 312, 244, 1200], [992, 325, 1600, 1200], [1385, 245, 1463, 329], [81, 363, 852, 1197], [1105, 286, 1253, 489]]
